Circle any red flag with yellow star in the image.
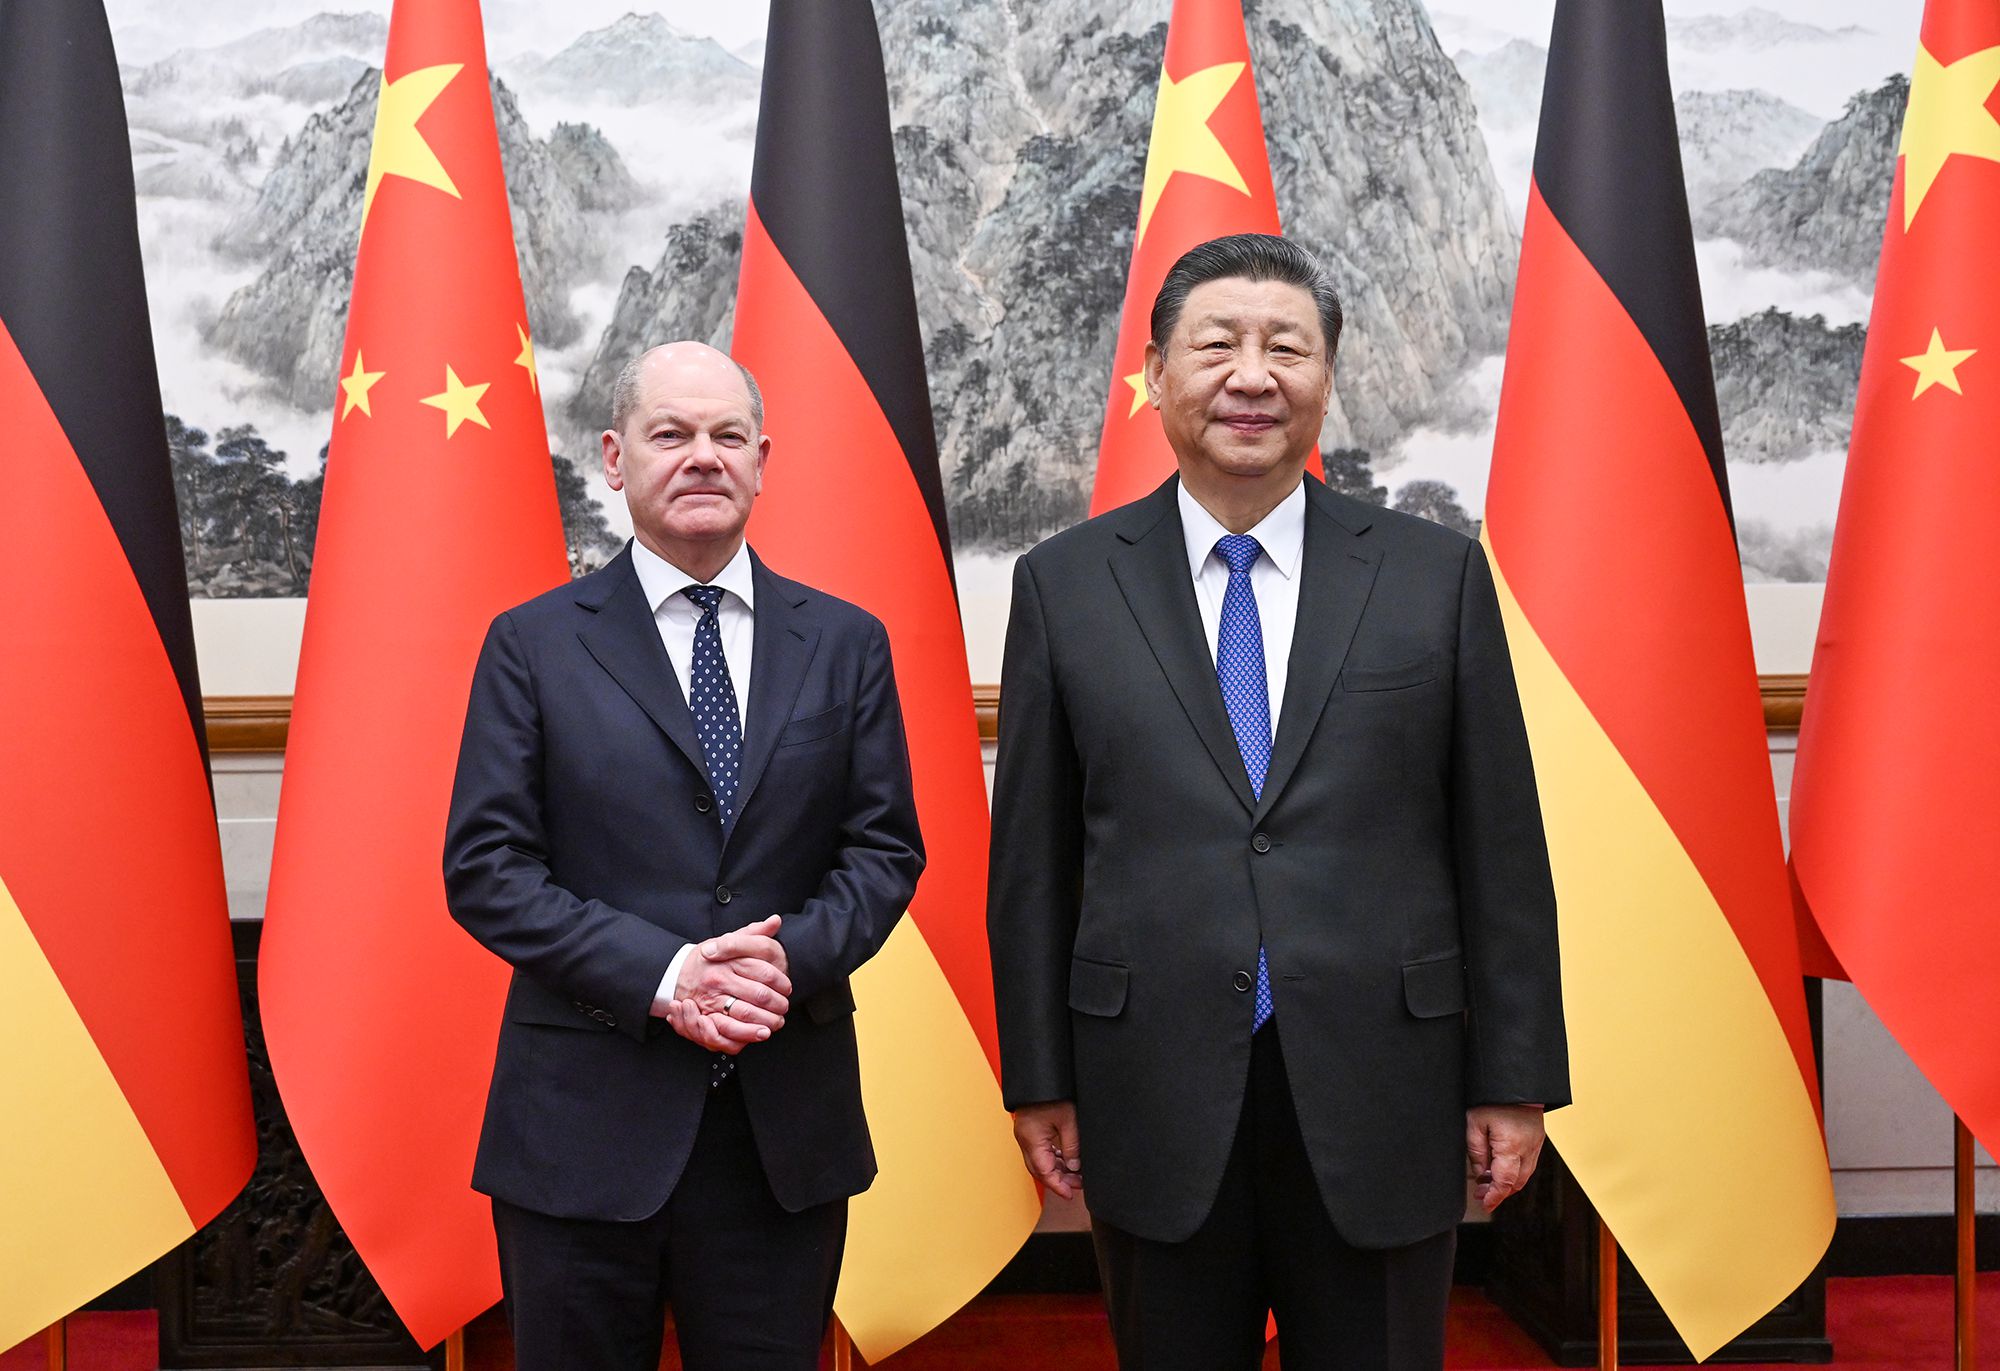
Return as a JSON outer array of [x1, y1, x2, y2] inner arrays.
[[257, 0, 568, 1345], [1790, 0, 2000, 1156], [1087, 0, 1302, 515]]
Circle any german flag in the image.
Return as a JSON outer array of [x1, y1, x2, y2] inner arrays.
[[257, 0, 569, 1346], [731, 0, 1039, 1359], [1791, 0, 2000, 1156], [1481, 2, 1833, 1357], [1088, 0, 1298, 516], [0, 0, 253, 1348]]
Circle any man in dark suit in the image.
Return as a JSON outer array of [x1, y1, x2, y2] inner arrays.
[[444, 341, 924, 1371], [988, 235, 1569, 1370]]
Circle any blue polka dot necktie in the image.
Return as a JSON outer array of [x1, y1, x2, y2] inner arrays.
[[1214, 534, 1275, 1033], [682, 584, 743, 1087], [682, 585, 743, 826]]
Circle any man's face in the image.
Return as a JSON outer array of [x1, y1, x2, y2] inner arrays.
[[601, 345, 769, 556], [1143, 277, 1333, 489]]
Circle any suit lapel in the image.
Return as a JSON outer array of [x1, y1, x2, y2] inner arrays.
[[1108, 481, 1257, 814], [730, 553, 819, 829], [575, 549, 711, 786], [1255, 482, 1380, 824]]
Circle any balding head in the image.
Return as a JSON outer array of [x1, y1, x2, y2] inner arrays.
[[610, 342, 764, 437], [600, 340, 772, 582]]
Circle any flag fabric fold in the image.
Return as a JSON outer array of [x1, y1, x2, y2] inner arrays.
[[256, 0, 570, 1346], [1790, 0, 2000, 1155], [731, 0, 1040, 1359], [0, 0, 254, 1348], [1089, 0, 1296, 515], [1482, 2, 1834, 1358]]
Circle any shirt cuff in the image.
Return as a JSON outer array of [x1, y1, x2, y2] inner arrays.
[[653, 944, 696, 1018]]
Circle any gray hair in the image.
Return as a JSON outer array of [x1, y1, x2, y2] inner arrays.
[[608, 349, 765, 434], [1149, 233, 1344, 357]]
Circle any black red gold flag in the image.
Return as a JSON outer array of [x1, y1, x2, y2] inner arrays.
[[731, 0, 1038, 1358], [0, 0, 253, 1346], [1481, 1, 1833, 1356]]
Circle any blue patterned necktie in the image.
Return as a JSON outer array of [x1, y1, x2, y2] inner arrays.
[[1213, 534, 1275, 1032], [682, 584, 743, 1086], [682, 585, 743, 825]]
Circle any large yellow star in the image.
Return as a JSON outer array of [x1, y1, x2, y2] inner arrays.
[[514, 324, 539, 395], [1898, 42, 2000, 230], [1137, 62, 1251, 244], [1122, 370, 1150, 418], [1900, 327, 1977, 398], [363, 63, 464, 228], [339, 350, 385, 420], [419, 365, 492, 436]]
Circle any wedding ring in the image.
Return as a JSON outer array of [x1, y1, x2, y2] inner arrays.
[[722, 996, 737, 1013]]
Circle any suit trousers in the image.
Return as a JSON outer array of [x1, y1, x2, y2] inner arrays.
[[1090, 1025, 1456, 1371], [492, 1075, 847, 1371]]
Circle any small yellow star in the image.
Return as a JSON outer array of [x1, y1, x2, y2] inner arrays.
[[1900, 327, 1977, 398], [419, 365, 492, 436], [1137, 62, 1252, 244], [1898, 42, 2000, 230], [363, 63, 464, 228], [1122, 371, 1150, 418], [513, 324, 539, 395], [339, 350, 385, 419]]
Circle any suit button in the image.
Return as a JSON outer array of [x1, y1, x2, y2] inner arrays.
[[1232, 971, 1253, 992], [1252, 833, 1272, 853], [695, 794, 713, 813], [716, 885, 732, 905]]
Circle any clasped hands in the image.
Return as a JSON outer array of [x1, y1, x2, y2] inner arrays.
[[1013, 1100, 1546, 1211], [663, 914, 792, 1054]]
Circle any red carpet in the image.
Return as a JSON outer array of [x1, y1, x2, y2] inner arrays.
[[5, 1279, 1994, 1368]]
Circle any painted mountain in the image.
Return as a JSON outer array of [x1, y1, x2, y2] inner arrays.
[[205, 71, 636, 409], [562, 0, 1521, 549]]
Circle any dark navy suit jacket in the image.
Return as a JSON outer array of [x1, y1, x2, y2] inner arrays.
[[444, 544, 924, 1221]]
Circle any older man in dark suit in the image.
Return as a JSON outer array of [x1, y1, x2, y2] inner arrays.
[[988, 235, 1569, 1370], [445, 342, 923, 1371]]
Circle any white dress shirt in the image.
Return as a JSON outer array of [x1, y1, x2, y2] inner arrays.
[[1178, 478, 1306, 734], [629, 536, 756, 723], [629, 537, 756, 1013]]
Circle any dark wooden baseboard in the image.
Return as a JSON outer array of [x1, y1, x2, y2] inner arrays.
[[1826, 1212, 2000, 1277], [981, 1212, 1996, 1297]]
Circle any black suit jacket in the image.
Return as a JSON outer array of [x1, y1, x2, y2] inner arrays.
[[444, 545, 924, 1222], [988, 476, 1568, 1249]]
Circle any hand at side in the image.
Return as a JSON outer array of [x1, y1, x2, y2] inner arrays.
[[1467, 1104, 1546, 1212], [1013, 1100, 1082, 1199]]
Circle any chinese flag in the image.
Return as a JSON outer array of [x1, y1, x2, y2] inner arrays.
[[1481, 2, 1833, 1357], [1088, 0, 1301, 515], [0, 1, 253, 1347], [1790, 0, 2000, 1154], [731, 0, 1039, 1359], [257, 0, 568, 1346]]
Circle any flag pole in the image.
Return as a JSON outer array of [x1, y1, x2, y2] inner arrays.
[[1957, 1116, 1977, 1371], [832, 1318, 854, 1371], [1597, 1217, 1619, 1371], [43, 1318, 65, 1371], [445, 1327, 465, 1371]]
